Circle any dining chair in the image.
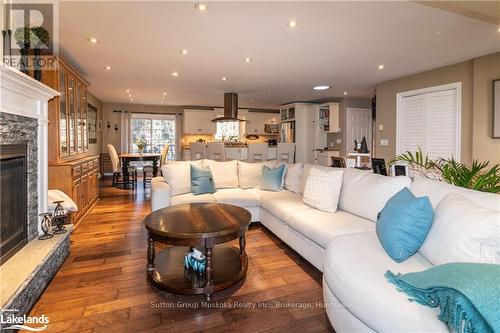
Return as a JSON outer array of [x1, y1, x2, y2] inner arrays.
[[107, 144, 137, 188], [277, 143, 295, 163], [189, 142, 207, 160], [247, 143, 268, 163], [207, 142, 226, 161], [160, 144, 170, 165]]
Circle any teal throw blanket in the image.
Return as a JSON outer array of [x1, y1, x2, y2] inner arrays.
[[386, 263, 500, 333]]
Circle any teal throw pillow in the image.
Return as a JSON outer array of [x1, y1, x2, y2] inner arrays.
[[190, 165, 215, 195], [260, 164, 286, 191], [376, 187, 434, 263]]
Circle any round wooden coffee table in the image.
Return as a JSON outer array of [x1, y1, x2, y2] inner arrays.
[[144, 202, 251, 301]]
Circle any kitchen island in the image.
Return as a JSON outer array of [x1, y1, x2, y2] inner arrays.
[[182, 144, 277, 161]]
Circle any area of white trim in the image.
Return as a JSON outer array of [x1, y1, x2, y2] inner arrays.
[[396, 82, 462, 161]]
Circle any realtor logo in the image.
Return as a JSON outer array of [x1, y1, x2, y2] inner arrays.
[[1, 309, 49, 332], [2, 1, 59, 72]]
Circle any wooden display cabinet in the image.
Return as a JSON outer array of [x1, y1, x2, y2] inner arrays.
[[42, 57, 99, 226]]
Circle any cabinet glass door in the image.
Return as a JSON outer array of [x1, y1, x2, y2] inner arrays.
[[76, 83, 83, 153], [68, 77, 76, 154], [82, 87, 88, 152], [58, 71, 69, 157]]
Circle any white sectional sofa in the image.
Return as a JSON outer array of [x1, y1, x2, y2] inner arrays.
[[151, 160, 500, 332]]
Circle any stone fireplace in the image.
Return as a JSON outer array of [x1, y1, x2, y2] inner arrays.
[[0, 112, 39, 264], [0, 64, 67, 328]]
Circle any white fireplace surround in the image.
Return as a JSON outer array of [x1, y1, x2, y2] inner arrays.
[[0, 64, 59, 233]]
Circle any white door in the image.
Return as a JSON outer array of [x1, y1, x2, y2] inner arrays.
[[346, 108, 372, 153]]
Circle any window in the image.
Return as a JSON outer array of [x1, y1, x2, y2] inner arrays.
[[397, 83, 461, 161], [214, 121, 239, 140], [130, 114, 176, 160]]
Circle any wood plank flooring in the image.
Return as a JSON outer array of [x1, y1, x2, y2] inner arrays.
[[28, 177, 334, 332]]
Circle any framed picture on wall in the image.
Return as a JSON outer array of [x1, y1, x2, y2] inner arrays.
[[494, 79, 500, 138]]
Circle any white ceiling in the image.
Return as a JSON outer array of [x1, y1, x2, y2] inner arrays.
[[58, 1, 500, 109]]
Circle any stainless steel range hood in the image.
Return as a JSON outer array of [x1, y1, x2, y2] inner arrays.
[[211, 92, 247, 122]]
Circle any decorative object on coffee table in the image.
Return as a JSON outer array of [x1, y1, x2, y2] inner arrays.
[[38, 212, 53, 240], [144, 202, 251, 301], [51, 200, 68, 234]]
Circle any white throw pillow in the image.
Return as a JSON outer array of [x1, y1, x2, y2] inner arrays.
[[299, 164, 334, 194], [204, 160, 238, 189], [161, 160, 201, 196], [303, 167, 344, 213], [420, 193, 500, 265], [238, 160, 277, 189], [277, 162, 303, 193], [339, 168, 412, 222], [48, 189, 78, 212]]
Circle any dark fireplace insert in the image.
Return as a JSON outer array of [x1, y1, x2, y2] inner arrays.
[[0, 144, 28, 264]]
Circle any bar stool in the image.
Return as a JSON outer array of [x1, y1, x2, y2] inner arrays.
[[189, 142, 207, 160], [277, 143, 296, 163], [248, 143, 268, 163], [207, 142, 226, 161]]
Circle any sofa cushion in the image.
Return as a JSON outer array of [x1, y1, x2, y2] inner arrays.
[[376, 188, 434, 263], [410, 176, 500, 211], [161, 160, 202, 196], [260, 164, 286, 191], [303, 167, 343, 213], [420, 193, 500, 266], [213, 188, 259, 207], [171, 192, 216, 206], [237, 160, 277, 189], [203, 159, 238, 189], [339, 168, 412, 222], [259, 190, 308, 222], [323, 231, 448, 333], [190, 165, 215, 195], [277, 162, 303, 193], [299, 164, 335, 194], [287, 208, 374, 248]]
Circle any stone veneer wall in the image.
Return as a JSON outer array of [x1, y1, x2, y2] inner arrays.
[[0, 112, 39, 240]]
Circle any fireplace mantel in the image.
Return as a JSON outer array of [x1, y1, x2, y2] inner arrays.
[[0, 64, 59, 233]]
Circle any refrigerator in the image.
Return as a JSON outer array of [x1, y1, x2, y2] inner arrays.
[[279, 121, 295, 143]]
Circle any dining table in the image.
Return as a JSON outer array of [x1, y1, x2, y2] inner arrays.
[[119, 153, 161, 186]]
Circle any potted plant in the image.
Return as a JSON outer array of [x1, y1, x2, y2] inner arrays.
[[136, 138, 147, 155], [30, 26, 50, 81], [14, 26, 31, 74], [391, 148, 500, 193]]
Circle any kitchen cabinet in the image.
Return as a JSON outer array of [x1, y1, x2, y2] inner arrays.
[[318, 103, 340, 133], [245, 112, 279, 135], [183, 109, 215, 134]]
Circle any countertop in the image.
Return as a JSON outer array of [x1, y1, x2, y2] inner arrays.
[[183, 144, 277, 149]]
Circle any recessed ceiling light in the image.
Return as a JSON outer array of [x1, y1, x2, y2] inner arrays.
[[312, 85, 330, 91], [104, 66, 112, 71], [130, 98, 134, 102], [195, 3, 208, 11], [266, 92, 272, 96], [250, 99, 254, 102], [222, 77, 227, 81], [172, 72, 179, 77], [287, 20, 298, 28], [275, 100, 280, 104], [125, 89, 130, 93], [497, 27, 500, 32], [162, 92, 167, 95], [128, 94, 132, 98], [378, 64, 385, 70], [343, 91, 348, 95], [244, 57, 252, 63], [180, 49, 188, 55], [87, 37, 98, 44]]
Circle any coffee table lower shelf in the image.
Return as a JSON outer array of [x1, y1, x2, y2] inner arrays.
[[147, 244, 248, 298]]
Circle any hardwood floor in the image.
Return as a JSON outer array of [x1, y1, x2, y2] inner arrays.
[[28, 177, 334, 332]]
